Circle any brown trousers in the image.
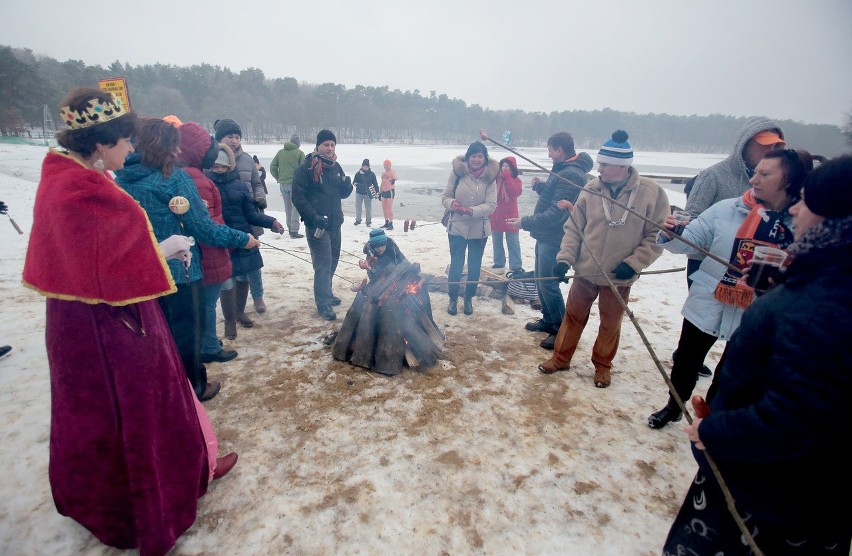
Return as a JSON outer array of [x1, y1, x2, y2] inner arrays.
[[550, 277, 631, 372]]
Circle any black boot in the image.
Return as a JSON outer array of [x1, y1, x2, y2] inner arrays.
[[235, 281, 253, 328], [463, 296, 473, 315], [385, 221, 393, 230], [447, 297, 458, 315], [220, 288, 238, 340], [647, 403, 683, 429]]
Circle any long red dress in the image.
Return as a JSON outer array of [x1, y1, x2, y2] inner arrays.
[[23, 151, 211, 556]]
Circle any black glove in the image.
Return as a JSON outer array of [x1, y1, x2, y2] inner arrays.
[[0, 201, 7, 214], [271, 221, 285, 234], [255, 197, 267, 210], [314, 215, 329, 229], [553, 262, 571, 282], [613, 261, 637, 280]]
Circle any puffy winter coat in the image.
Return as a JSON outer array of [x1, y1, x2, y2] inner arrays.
[[695, 238, 852, 537], [489, 156, 523, 233], [557, 168, 669, 286], [207, 168, 276, 276], [177, 122, 233, 285], [520, 152, 593, 244], [291, 153, 353, 229], [658, 195, 793, 340], [115, 154, 249, 284], [441, 156, 498, 240]]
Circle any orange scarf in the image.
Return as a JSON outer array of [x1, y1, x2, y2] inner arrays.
[[713, 189, 793, 308]]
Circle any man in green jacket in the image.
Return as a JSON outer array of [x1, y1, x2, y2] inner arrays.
[[270, 134, 306, 238]]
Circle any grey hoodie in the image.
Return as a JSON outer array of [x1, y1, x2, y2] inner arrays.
[[683, 116, 783, 261]]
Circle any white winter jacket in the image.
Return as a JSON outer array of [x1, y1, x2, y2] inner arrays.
[[658, 195, 793, 340]]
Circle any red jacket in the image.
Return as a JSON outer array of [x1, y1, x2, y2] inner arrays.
[[179, 122, 233, 285], [489, 156, 523, 232]]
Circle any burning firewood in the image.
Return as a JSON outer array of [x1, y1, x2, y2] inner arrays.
[[332, 261, 445, 376]]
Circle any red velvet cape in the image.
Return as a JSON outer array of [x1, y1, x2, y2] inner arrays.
[[23, 150, 176, 305]]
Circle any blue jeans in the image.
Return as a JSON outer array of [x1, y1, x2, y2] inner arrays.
[[447, 234, 488, 299], [491, 231, 523, 272], [306, 225, 342, 310], [535, 240, 565, 326], [201, 282, 224, 355], [239, 268, 263, 300], [279, 183, 301, 234], [355, 193, 372, 224]]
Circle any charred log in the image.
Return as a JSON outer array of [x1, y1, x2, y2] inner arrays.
[[332, 261, 445, 376]]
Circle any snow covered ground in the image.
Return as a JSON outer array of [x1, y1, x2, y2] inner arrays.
[[0, 142, 727, 555]]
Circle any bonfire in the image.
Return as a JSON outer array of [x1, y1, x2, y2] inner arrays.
[[332, 260, 445, 376]]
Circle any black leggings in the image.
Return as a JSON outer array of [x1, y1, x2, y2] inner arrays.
[[666, 318, 719, 408]]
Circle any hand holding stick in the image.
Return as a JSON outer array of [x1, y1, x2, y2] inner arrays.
[[1, 201, 23, 235]]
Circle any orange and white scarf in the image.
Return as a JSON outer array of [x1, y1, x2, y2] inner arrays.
[[713, 189, 793, 308]]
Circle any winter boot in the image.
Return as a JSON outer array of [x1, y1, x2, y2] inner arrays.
[[647, 402, 683, 429], [385, 221, 393, 230], [253, 297, 267, 314], [220, 288, 238, 340], [235, 281, 254, 328], [463, 296, 473, 315], [447, 297, 458, 315]]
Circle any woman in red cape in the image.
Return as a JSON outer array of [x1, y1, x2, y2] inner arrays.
[[22, 87, 236, 556]]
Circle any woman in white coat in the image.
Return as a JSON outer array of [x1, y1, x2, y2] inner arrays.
[[441, 141, 498, 316], [648, 149, 813, 428]]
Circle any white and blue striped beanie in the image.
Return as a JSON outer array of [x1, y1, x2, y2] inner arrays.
[[597, 130, 633, 166]]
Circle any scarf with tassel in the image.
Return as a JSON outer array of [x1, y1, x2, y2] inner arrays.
[[311, 153, 337, 183], [713, 189, 794, 308]]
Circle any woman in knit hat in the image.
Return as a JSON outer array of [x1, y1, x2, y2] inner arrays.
[[663, 154, 852, 555], [441, 140, 498, 316], [177, 121, 242, 364]]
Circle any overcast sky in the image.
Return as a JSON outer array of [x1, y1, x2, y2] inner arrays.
[[2, 0, 851, 126]]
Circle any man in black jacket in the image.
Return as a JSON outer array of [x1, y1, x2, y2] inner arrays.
[[352, 158, 379, 226], [292, 129, 353, 320], [507, 132, 593, 349]]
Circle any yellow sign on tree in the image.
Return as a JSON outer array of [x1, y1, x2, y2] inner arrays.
[[98, 77, 132, 111]]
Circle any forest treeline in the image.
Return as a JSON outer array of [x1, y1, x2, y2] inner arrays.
[[1, 45, 849, 156]]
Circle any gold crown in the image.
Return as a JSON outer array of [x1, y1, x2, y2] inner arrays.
[[59, 94, 127, 130]]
